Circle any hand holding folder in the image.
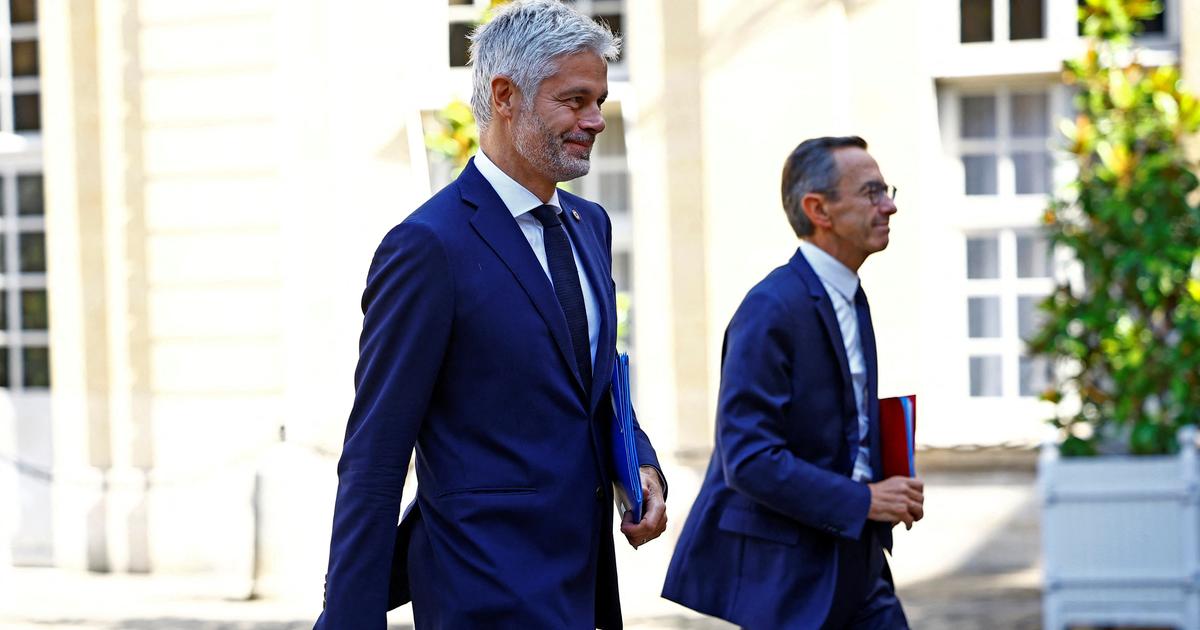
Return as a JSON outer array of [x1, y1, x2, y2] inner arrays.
[[610, 353, 643, 523]]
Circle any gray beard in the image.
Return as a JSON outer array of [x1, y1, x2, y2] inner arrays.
[[513, 108, 592, 183]]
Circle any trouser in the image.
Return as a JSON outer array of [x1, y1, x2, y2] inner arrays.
[[820, 524, 909, 630]]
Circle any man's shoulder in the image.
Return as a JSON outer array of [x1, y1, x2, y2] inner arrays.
[[731, 260, 815, 322], [367, 182, 473, 261], [410, 180, 471, 226]]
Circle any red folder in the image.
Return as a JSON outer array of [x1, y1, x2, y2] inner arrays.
[[879, 395, 917, 478]]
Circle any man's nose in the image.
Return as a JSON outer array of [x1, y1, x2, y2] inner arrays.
[[579, 106, 605, 134]]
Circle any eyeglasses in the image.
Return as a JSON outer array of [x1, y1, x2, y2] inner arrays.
[[863, 183, 897, 206]]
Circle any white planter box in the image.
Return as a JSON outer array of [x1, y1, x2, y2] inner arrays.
[[1039, 427, 1200, 630]]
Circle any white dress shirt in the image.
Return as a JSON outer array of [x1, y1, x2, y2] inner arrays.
[[474, 150, 599, 368], [798, 240, 873, 483]]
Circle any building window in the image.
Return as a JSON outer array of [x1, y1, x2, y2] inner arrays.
[[961, 0, 1044, 43], [964, 231, 1053, 398], [944, 82, 1061, 399], [0, 172, 49, 389], [0, 0, 46, 390], [6, 0, 37, 135], [448, 0, 626, 69], [956, 89, 1053, 197]]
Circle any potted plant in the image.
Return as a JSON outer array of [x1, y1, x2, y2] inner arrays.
[[1032, 1, 1200, 627]]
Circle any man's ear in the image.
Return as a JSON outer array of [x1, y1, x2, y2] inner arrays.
[[801, 192, 832, 230], [491, 75, 521, 123]]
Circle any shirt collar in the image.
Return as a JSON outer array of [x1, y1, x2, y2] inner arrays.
[[474, 150, 562, 219], [798, 239, 859, 303]]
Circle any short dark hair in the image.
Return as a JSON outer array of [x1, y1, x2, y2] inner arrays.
[[780, 136, 868, 238]]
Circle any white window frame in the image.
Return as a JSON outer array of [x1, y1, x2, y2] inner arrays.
[[960, 0, 1049, 44], [963, 228, 1057, 398], [0, 0, 44, 391], [941, 80, 1067, 400], [1, 10, 39, 139]]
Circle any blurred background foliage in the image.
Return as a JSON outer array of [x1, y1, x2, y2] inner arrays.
[[1032, 0, 1200, 455]]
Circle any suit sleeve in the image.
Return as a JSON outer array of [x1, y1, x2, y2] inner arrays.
[[317, 221, 454, 629], [717, 290, 870, 540]]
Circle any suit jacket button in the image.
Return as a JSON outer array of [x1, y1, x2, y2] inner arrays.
[[595, 485, 604, 501]]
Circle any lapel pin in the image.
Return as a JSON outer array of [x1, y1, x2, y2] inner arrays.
[[571, 209, 581, 221]]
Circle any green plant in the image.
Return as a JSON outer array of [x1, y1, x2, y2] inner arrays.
[[1031, 0, 1200, 456], [423, 1, 513, 174], [424, 99, 480, 175]]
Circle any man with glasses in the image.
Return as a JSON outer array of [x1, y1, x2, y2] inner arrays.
[[662, 136, 922, 629]]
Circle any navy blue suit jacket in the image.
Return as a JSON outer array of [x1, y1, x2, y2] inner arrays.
[[661, 248, 888, 629], [317, 159, 661, 630]]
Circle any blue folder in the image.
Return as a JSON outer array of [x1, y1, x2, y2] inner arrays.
[[610, 353, 643, 523]]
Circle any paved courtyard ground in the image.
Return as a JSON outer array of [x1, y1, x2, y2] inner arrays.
[[0, 462, 1041, 629]]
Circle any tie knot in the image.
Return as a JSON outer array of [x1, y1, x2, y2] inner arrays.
[[531, 204, 561, 228]]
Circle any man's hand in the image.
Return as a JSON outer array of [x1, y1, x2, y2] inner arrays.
[[867, 476, 924, 530], [620, 466, 667, 549]]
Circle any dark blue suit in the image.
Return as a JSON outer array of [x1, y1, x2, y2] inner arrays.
[[317, 159, 661, 630], [662, 248, 898, 629]]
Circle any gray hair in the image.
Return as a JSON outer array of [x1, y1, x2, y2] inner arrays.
[[780, 136, 868, 238], [469, 0, 620, 131]]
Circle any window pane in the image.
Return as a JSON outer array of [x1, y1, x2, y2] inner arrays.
[[960, 96, 997, 138], [1016, 233, 1051, 278], [11, 39, 37, 77], [20, 289, 46, 330], [0, 347, 8, 388], [970, 355, 1003, 396], [14, 92, 40, 132], [1018, 295, 1045, 341], [961, 0, 993, 43], [21, 346, 49, 388], [1019, 355, 1051, 396], [17, 174, 42, 216], [964, 155, 998, 195], [1011, 93, 1049, 137], [1009, 0, 1044, 40], [0, 292, 6, 330], [1013, 151, 1051, 195], [968, 296, 1002, 338], [9, 0, 35, 23], [599, 172, 629, 213], [19, 231, 45, 273], [449, 22, 472, 68], [967, 236, 1000, 279]]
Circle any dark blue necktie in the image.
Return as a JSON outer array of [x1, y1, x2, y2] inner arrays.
[[531, 204, 592, 390], [854, 285, 879, 468]]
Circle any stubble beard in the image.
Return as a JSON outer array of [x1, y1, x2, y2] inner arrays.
[[513, 106, 593, 183]]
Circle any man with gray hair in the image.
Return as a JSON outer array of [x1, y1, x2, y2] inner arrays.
[[662, 136, 922, 629], [316, 1, 667, 628]]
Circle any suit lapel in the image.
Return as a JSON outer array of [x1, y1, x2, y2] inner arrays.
[[560, 197, 615, 415], [790, 249, 856, 413], [460, 161, 585, 394]]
